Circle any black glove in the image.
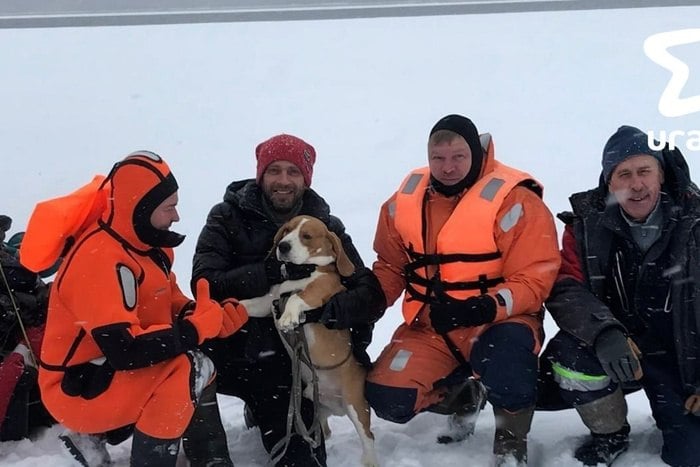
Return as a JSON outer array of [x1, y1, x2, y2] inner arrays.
[[594, 328, 641, 383], [263, 257, 316, 286], [429, 294, 497, 334], [319, 268, 386, 329], [319, 292, 355, 329]]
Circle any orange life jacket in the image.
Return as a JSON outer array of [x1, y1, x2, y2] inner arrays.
[[393, 162, 542, 323], [19, 175, 109, 274]]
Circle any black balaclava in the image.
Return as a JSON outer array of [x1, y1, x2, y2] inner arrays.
[[133, 172, 185, 248], [429, 114, 484, 196]]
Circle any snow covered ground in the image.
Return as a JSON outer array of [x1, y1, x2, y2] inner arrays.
[[1, 4, 699, 466]]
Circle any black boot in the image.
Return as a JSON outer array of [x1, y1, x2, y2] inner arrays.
[[574, 422, 630, 466], [435, 378, 487, 444], [130, 428, 179, 467], [274, 434, 327, 467], [182, 383, 233, 467], [58, 430, 112, 466], [574, 389, 630, 466], [244, 403, 257, 429]]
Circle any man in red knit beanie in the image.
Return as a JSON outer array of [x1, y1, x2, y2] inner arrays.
[[255, 134, 316, 188], [191, 133, 386, 466]]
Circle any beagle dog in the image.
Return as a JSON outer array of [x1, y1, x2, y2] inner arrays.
[[241, 215, 378, 467]]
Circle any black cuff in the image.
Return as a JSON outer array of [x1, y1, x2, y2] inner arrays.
[[177, 319, 200, 348]]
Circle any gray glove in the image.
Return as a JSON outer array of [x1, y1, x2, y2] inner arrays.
[[594, 328, 642, 383]]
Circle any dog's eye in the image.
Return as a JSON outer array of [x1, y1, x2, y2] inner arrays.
[[302, 233, 313, 240]]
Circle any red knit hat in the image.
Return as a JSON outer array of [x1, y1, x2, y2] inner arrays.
[[255, 134, 316, 186]]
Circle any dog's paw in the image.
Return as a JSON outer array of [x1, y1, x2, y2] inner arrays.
[[277, 295, 308, 331], [277, 309, 302, 331]]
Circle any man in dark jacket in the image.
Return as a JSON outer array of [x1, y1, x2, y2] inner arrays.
[[191, 133, 386, 466], [540, 125, 700, 467]]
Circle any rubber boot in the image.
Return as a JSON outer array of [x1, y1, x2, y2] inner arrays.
[[58, 430, 112, 466], [436, 378, 488, 444], [130, 428, 179, 467], [182, 383, 234, 467], [244, 403, 257, 429], [574, 388, 630, 466], [493, 406, 534, 467], [275, 434, 327, 467]]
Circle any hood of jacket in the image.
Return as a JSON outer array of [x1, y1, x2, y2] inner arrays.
[[100, 152, 184, 251]]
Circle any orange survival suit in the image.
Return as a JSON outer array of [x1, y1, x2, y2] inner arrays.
[[38, 153, 232, 440], [367, 135, 561, 413]]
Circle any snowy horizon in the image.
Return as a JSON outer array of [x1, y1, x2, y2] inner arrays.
[[1, 4, 700, 466]]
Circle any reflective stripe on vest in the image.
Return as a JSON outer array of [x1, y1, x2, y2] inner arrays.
[[393, 163, 540, 323]]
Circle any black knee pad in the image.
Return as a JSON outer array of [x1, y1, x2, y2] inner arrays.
[[365, 382, 417, 424]]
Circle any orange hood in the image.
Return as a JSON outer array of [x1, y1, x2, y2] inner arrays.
[[101, 151, 184, 250]]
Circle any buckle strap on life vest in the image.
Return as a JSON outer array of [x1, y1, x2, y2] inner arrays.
[[403, 246, 504, 302], [405, 247, 502, 267]]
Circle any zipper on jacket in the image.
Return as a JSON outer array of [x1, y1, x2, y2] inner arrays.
[[613, 250, 630, 314]]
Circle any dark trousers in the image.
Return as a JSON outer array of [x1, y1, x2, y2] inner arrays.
[[201, 317, 326, 467], [540, 331, 700, 467], [471, 322, 539, 410], [366, 322, 538, 423]]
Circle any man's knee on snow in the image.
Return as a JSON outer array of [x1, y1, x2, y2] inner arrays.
[[365, 382, 417, 424], [542, 331, 620, 407], [471, 323, 538, 411], [552, 359, 620, 407]]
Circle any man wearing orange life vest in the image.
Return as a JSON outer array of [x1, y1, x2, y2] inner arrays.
[[366, 114, 560, 466], [38, 152, 248, 466]]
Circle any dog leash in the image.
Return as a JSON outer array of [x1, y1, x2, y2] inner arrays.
[[268, 326, 324, 467]]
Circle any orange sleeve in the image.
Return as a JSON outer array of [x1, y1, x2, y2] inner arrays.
[[371, 194, 409, 307], [492, 186, 561, 320]]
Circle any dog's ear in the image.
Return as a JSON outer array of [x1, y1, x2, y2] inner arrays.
[[328, 231, 355, 277]]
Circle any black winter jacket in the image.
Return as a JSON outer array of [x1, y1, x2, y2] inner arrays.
[[0, 247, 48, 344], [546, 147, 700, 396], [191, 179, 386, 362]]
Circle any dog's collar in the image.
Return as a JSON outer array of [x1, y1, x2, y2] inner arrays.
[[313, 346, 353, 371]]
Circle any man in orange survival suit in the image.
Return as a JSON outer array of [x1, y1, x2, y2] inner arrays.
[[366, 115, 560, 466], [38, 151, 248, 467]]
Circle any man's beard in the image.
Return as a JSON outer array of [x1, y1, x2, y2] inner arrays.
[[270, 197, 296, 212], [266, 187, 303, 213]]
